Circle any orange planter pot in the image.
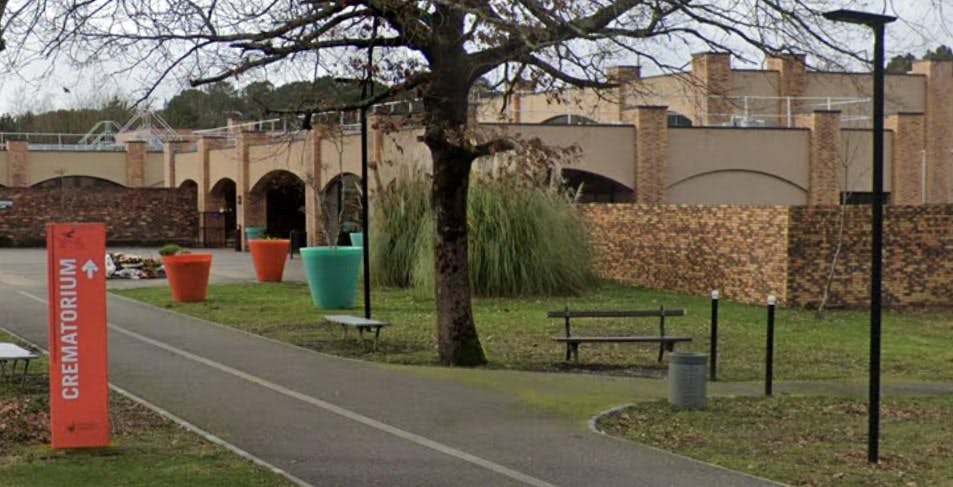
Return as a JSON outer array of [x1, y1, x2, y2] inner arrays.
[[249, 239, 290, 282], [162, 254, 213, 302]]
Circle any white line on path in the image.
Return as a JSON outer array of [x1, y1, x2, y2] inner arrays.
[[16, 290, 557, 487]]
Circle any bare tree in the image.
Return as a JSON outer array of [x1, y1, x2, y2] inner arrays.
[[34, 0, 868, 365]]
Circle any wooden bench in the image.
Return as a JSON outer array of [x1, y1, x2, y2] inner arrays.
[[547, 306, 691, 363], [323, 315, 390, 351], [0, 343, 38, 383]]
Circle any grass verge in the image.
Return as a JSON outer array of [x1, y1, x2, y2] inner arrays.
[[114, 281, 953, 382], [0, 334, 293, 486], [596, 395, 953, 487]]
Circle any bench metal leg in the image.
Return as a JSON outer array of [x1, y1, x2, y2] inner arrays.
[[571, 343, 580, 362], [22, 360, 30, 384], [657, 342, 664, 362], [565, 343, 572, 361], [373, 326, 381, 351]]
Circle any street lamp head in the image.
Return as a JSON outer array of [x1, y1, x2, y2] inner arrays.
[[823, 9, 897, 27]]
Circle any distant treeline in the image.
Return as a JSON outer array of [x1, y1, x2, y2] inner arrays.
[[0, 77, 382, 134]]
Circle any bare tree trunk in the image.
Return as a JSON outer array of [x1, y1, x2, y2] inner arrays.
[[817, 198, 847, 318], [430, 146, 486, 365]]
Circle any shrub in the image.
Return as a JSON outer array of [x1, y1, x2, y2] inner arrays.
[[374, 174, 595, 297], [158, 244, 190, 256], [371, 176, 432, 287]]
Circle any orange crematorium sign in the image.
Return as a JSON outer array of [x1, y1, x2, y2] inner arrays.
[[46, 223, 110, 449]]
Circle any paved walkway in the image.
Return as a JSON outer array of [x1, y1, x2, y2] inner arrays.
[[4, 247, 940, 486]]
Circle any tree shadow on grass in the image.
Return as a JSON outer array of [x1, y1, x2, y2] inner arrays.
[[551, 362, 667, 379]]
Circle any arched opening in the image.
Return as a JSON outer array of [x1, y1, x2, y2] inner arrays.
[[667, 111, 693, 128], [540, 114, 599, 125], [561, 169, 634, 203], [250, 170, 306, 240], [205, 178, 237, 247], [321, 173, 362, 245], [179, 179, 199, 191], [32, 175, 125, 189]]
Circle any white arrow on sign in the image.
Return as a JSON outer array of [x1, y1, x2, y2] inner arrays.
[[82, 259, 99, 279]]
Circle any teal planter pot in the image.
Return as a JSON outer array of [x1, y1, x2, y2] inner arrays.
[[349, 232, 363, 247], [300, 246, 362, 309]]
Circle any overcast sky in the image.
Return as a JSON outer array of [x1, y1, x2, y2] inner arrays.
[[0, 1, 949, 122]]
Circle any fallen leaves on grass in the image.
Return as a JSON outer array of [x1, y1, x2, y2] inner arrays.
[[0, 396, 50, 453]]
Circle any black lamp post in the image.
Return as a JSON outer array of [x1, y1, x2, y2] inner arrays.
[[822, 8, 896, 464]]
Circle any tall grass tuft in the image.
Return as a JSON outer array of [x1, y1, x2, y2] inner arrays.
[[370, 176, 431, 287], [374, 173, 595, 297]]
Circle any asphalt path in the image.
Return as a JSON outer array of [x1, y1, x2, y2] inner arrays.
[[0, 247, 778, 486]]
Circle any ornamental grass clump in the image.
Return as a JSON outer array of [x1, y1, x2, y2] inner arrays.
[[370, 176, 431, 287], [373, 173, 595, 297]]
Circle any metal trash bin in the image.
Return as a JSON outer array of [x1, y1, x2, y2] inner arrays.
[[668, 352, 708, 410]]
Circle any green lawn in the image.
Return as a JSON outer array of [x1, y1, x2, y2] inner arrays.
[[114, 281, 953, 382], [597, 395, 953, 487], [0, 334, 293, 486], [111, 281, 953, 486]]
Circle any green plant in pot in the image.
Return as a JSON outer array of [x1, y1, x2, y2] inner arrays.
[[159, 244, 213, 303]]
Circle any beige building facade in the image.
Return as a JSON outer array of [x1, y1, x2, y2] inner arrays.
[[2, 52, 950, 246]]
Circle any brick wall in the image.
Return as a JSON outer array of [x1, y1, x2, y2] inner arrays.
[[0, 187, 197, 246], [581, 204, 790, 304], [787, 205, 953, 308]]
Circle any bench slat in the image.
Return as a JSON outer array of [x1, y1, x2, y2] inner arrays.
[[552, 336, 692, 343], [324, 315, 389, 327], [546, 309, 686, 319]]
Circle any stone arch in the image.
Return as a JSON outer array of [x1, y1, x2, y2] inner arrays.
[[249, 170, 306, 240], [179, 179, 199, 190], [32, 175, 126, 189], [561, 168, 634, 203], [321, 172, 362, 245], [667, 169, 807, 205], [540, 114, 599, 125], [209, 178, 237, 212], [667, 111, 694, 128]]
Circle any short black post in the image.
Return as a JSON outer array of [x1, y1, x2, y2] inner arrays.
[[234, 225, 242, 252], [288, 229, 296, 260], [765, 295, 776, 396], [710, 289, 719, 382]]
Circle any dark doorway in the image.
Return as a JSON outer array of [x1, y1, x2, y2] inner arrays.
[[561, 169, 634, 203], [209, 178, 237, 246], [253, 170, 306, 240]]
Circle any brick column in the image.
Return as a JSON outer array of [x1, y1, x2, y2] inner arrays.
[[304, 130, 325, 246], [124, 141, 147, 187], [634, 106, 669, 203], [691, 52, 733, 126], [506, 81, 534, 123], [608, 65, 642, 122], [797, 111, 842, 206], [886, 113, 926, 205], [6, 141, 29, 187], [236, 132, 269, 250], [766, 54, 807, 127], [163, 142, 178, 188], [912, 60, 953, 203], [196, 137, 228, 245]]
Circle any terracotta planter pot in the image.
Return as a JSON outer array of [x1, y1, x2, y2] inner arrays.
[[249, 239, 290, 282], [162, 254, 213, 302]]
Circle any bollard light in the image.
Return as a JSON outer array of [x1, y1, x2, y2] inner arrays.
[[765, 295, 777, 396], [709, 290, 719, 381]]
